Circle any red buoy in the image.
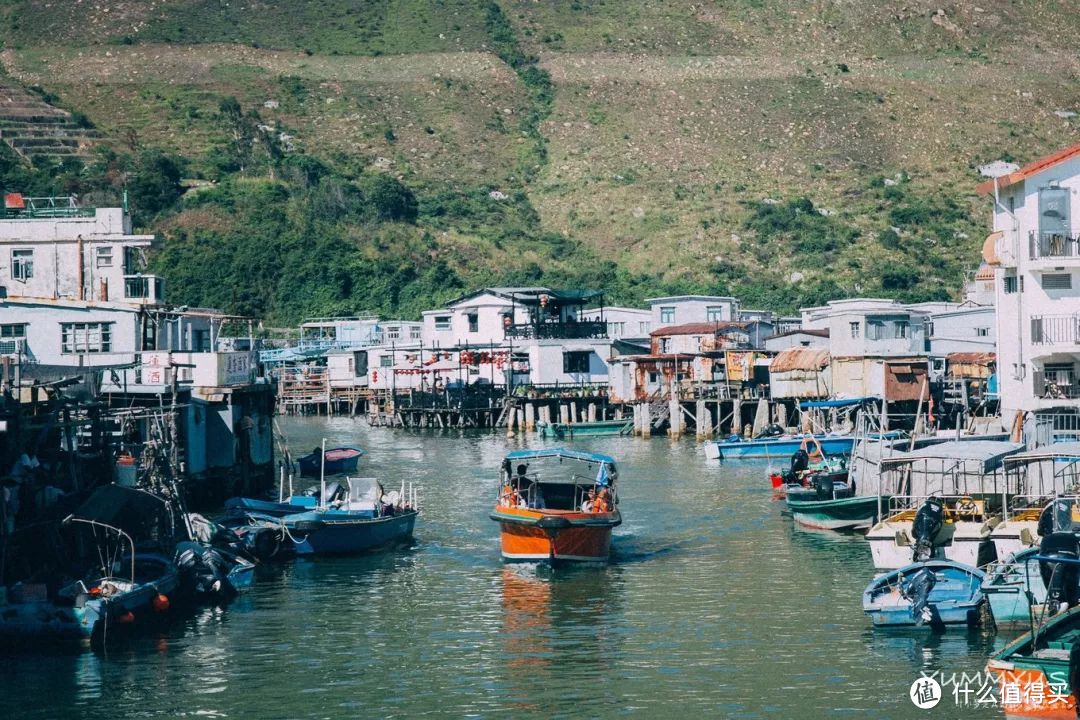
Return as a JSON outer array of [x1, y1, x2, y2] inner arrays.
[[152, 594, 170, 613]]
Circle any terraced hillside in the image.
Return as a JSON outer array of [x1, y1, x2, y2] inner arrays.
[[1, 0, 1079, 319], [0, 79, 98, 162]]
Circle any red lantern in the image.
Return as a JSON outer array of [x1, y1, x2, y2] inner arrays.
[[503, 315, 512, 328], [372, 370, 379, 383], [539, 293, 549, 307]]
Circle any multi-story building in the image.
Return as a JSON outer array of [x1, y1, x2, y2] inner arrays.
[[0, 194, 161, 304], [646, 295, 739, 328], [979, 142, 1080, 430]]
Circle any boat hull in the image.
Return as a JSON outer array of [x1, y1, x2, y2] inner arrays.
[[492, 508, 620, 563], [537, 420, 633, 439], [786, 495, 881, 531], [862, 560, 986, 628], [705, 436, 857, 460], [288, 510, 418, 555], [297, 447, 363, 478]]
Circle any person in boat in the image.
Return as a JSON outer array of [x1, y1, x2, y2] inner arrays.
[[582, 488, 597, 512], [514, 464, 529, 482], [528, 488, 546, 509], [593, 487, 612, 513]]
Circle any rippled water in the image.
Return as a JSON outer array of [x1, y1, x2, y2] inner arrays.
[[2, 418, 1021, 718]]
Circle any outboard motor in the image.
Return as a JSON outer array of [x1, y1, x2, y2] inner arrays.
[[755, 423, 785, 439], [1039, 532, 1080, 615], [176, 541, 235, 599], [900, 566, 938, 627], [813, 473, 834, 501], [911, 499, 945, 563], [1038, 499, 1076, 538]]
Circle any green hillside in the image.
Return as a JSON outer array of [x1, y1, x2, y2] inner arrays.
[[2, 0, 1079, 322]]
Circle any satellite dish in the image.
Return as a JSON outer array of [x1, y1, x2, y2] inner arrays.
[[978, 160, 1020, 179]]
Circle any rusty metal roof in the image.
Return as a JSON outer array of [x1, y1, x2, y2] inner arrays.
[[946, 351, 996, 365], [650, 321, 743, 337], [770, 347, 829, 373]]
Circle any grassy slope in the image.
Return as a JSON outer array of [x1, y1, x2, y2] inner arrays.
[[2, 0, 1080, 316]]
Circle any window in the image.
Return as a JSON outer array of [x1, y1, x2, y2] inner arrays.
[[608, 321, 625, 336], [434, 316, 451, 331], [925, 320, 935, 337], [1045, 362, 1075, 387], [0, 324, 26, 338], [563, 351, 590, 374], [192, 329, 210, 352], [660, 307, 675, 324], [1042, 273, 1073, 290], [894, 321, 909, 339], [976, 327, 990, 337], [659, 337, 671, 353], [706, 306, 724, 322], [95, 247, 113, 267], [639, 321, 651, 334], [409, 326, 422, 340], [379, 354, 393, 368], [387, 326, 401, 340], [1004, 275, 1018, 294], [11, 249, 33, 281], [866, 321, 884, 340], [61, 322, 112, 353], [849, 321, 861, 338], [467, 314, 478, 333]]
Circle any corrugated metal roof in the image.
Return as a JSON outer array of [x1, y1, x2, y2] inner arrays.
[[770, 347, 829, 373], [650, 321, 743, 337], [946, 352, 996, 365], [765, 328, 830, 340]]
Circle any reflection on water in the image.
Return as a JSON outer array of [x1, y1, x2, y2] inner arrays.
[[2, 418, 1017, 719]]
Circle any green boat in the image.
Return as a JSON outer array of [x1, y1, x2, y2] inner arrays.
[[537, 419, 633, 440], [785, 495, 883, 531], [987, 604, 1080, 719]]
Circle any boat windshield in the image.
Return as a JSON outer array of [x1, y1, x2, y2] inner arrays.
[[1046, 497, 1080, 534], [346, 477, 383, 505], [499, 455, 617, 511]]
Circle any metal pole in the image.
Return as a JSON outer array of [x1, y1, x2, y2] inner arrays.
[[319, 437, 327, 509]]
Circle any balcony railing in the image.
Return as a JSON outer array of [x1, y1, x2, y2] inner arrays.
[[504, 320, 607, 340], [1034, 370, 1080, 399], [124, 274, 164, 303], [1030, 231, 1080, 260], [1032, 315, 1080, 345]]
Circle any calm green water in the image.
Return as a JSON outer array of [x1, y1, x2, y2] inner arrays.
[[3, 418, 1018, 718]]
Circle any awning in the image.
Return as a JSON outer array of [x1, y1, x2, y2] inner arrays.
[[799, 397, 873, 409], [982, 231, 1003, 266]]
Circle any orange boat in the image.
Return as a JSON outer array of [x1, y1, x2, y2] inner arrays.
[[490, 448, 621, 563]]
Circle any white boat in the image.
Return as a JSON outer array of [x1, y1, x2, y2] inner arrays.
[[865, 440, 1024, 570], [989, 442, 1080, 560]]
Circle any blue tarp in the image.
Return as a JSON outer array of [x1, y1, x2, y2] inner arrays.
[[799, 397, 874, 409], [505, 448, 616, 465]]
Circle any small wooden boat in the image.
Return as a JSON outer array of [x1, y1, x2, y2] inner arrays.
[[987, 604, 1080, 718], [862, 559, 986, 628], [297, 446, 364, 477], [537, 418, 632, 439], [490, 448, 621, 563], [231, 477, 418, 557], [706, 433, 860, 460]]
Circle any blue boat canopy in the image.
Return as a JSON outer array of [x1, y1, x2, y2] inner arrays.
[[799, 397, 874, 409], [505, 448, 616, 465]]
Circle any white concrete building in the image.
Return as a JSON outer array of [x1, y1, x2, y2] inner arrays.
[[0, 195, 161, 304], [979, 142, 1080, 428], [300, 316, 422, 349], [646, 295, 739, 328], [419, 287, 613, 388], [581, 306, 651, 341]]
